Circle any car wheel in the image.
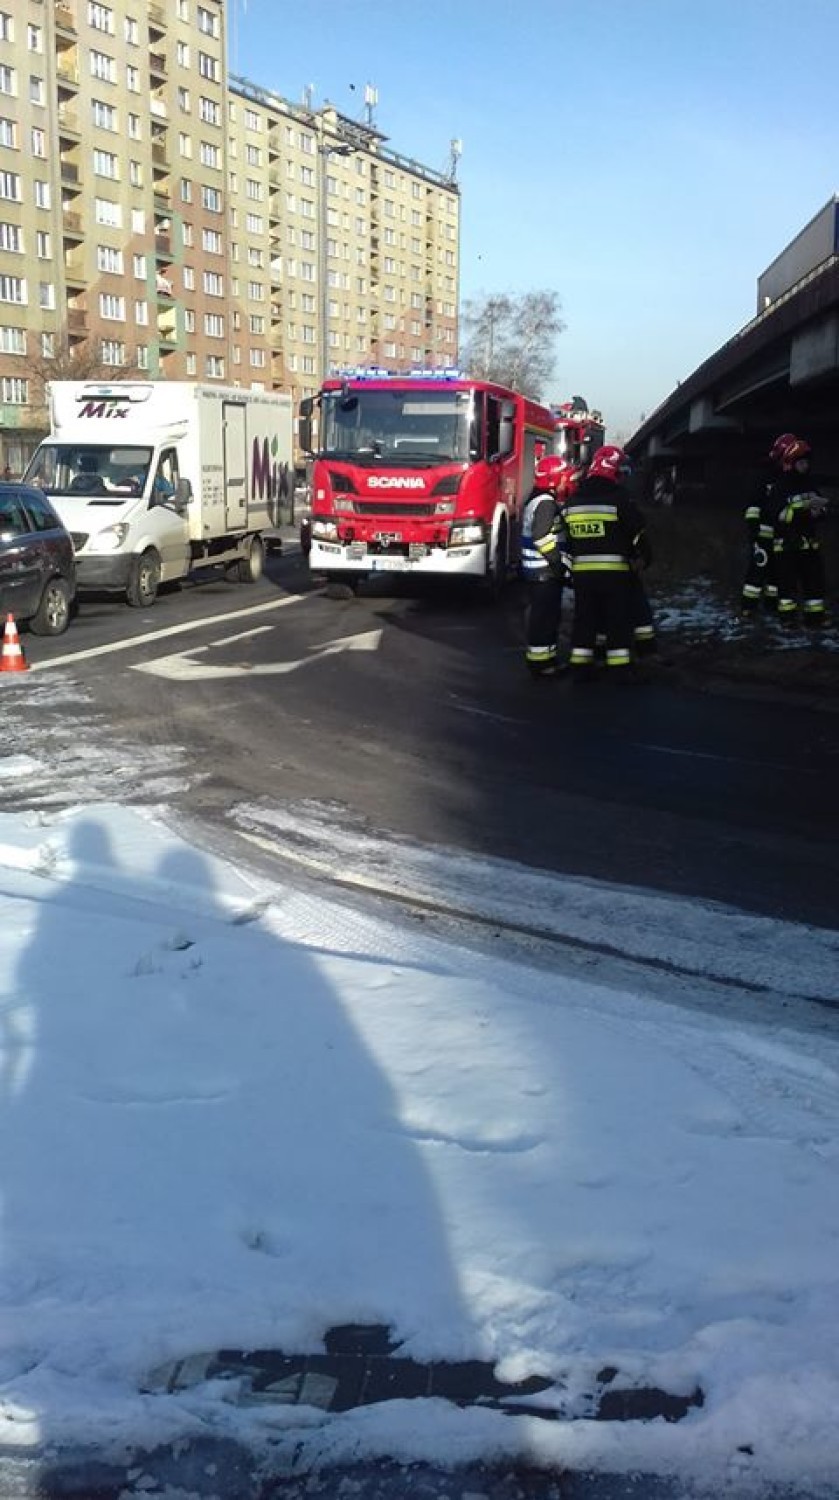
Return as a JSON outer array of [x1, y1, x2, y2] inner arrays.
[[126, 549, 161, 607], [29, 576, 72, 636]]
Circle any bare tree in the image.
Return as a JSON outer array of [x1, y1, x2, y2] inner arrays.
[[460, 290, 565, 399], [26, 336, 143, 413]]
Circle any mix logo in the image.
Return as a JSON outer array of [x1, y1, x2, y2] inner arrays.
[[252, 434, 291, 513], [79, 400, 130, 419]]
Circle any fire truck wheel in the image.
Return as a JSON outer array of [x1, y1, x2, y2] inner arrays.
[[483, 522, 508, 602]]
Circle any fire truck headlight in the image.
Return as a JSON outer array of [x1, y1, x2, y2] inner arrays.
[[449, 521, 485, 547], [93, 523, 130, 552], [311, 518, 340, 542]]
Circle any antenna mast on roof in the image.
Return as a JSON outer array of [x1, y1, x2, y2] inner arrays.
[[363, 83, 378, 127]]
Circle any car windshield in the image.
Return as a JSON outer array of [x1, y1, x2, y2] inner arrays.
[[25, 445, 154, 498], [320, 389, 473, 465]]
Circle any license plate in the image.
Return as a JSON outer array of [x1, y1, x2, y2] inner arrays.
[[370, 556, 409, 571]]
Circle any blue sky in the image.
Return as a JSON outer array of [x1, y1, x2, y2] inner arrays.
[[233, 0, 839, 435]]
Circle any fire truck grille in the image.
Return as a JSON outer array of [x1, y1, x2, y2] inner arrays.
[[354, 502, 434, 517]]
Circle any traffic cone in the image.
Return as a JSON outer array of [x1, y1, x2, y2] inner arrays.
[[0, 613, 28, 673]]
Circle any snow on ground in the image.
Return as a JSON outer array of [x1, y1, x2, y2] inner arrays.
[[655, 579, 839, 652], [1, 799, 839, 1495]]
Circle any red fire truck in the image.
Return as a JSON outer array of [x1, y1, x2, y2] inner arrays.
[[551, 396, 605, 469], [298, 369, 556, 591]]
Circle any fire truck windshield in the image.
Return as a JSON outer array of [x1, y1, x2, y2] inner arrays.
[[320, 388, 473, 465]]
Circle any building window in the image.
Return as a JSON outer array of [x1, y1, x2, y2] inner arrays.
[[199, 140, 220, 168], [125, 63, 139, 91], [0, 275, 25, 304], [249, 348, 266, 367], [197, 51, 219, 82], [28, 24, 43, 52], [203, 312, 224, 337], [90, 50, 116, 83], [0, 222, 20, 253], [186, 352, 197, 375], [244, 108, 260, 132], [99, 292, 126, 320], [38, 281, 55, 309], [0, 325, 26, 354], [181, 221, 193, 246], [124, 15, 139, 44], [0, 15, 13, 44], [88, 3, 115, 32], [245, 178, 263, 201], [199, 96, 219, 125], [29, 76, 44, 104], [96, 244, 123, 273], [205, 354, 224, 379], [245, 212, 263, 235], [93, 149, 119, 179], [202, 270, 223, 296], [247, 281, 265, 301], [177, 85, 190, 112], [131, 207, 145, 232], [92, 98, 117, 130], [129, 159, 142, 186], [183, 266, 195, 289], [176, 41, 190, 67], [133, 253, 146, 278], [101, 339, 126, 366], [0, 117, 15, 148], [94, 196, 120, 225], [197, 6, 219, 35], [134, 300, 148, 324], [248, 314, 265, 334], [128, 113, 141, 139], [201, 184, 221, 212], [245, 144, 261, 167], [0, 65, 15, 96], [202, 227, 222, 253], [1, 376, 27, 403], [136, 344, 149, 369], [184, 309, 195, 332]]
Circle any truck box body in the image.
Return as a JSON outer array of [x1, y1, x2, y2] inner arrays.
[[24, 381, 293, 602]]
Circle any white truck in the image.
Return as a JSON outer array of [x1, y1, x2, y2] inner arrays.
[[24, 381, 293, 606]]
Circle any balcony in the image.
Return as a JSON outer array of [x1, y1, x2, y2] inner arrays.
[[67, 306, 88, 337], [56, 57, 80, 90], [148, 2, 167, 34], [151, 141, 170, 171], [57, 107, 80, 141], [149, 51, 167, 80], [64, 255, 86, 290], [150, 96, 168, 119], [153, 188, 171, 214], [60, 159, 82, 189], [62, 209, 84, 239], [155, 272, 175, 302], [154, 232, 173, 262], [55, 2, 77, 38], [157, 317, 179, 350]]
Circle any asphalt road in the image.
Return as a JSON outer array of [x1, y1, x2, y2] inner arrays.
[[7, 544, 839, 928]]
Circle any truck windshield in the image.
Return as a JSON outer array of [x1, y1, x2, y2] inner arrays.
[[25, 445, 153, 498], [320, 388, 473, 465]]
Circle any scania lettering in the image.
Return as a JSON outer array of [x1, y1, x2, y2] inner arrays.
[[298, 370, 556, 592], [25, 382, 293, 607]]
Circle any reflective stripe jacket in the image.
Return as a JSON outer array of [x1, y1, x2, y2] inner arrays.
[[744, 473, 775, 547], [560, 475, 651, 575], [520, 488, 570, 581], [770, 472, 826, 553]]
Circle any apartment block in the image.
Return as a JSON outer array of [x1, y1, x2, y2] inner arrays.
[[0, 1, 460, 472]]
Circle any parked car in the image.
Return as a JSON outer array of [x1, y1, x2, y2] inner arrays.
[[0, 482, 76, 636]]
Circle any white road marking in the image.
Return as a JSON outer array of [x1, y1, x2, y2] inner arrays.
[[211, 625, 275, 647], [630, 740, 805, 773], [28, 593, 313, 673], [133, 628, 383, 681]]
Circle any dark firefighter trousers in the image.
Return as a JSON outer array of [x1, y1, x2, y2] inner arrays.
[[776, 543, 827, 622], [570, 572, 633, 673], [525, 577, 564, 674], [741, 542, 778, 613]]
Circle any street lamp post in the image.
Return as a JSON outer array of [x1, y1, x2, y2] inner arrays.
[[318, 141, 353, 386]]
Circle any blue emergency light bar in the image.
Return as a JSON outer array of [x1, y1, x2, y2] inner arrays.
[[331, 366, 465, 382]]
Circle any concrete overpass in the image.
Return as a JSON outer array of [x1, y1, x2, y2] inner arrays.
[[627, 243, 839, 504]]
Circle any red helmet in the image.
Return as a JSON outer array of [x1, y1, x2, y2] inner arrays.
[[769, 433, 811, 469], [534, 455, 576, 496], [587, 445, 632, 483]]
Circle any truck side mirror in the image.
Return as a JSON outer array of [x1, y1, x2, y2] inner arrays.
[[175, 476, 192, 510], [298, 397, 314, 456], [498, 400, 515, 458]]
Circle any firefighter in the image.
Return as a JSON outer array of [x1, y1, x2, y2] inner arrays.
[[519, 455, 575, 678], [561, 445, 651, 681], [768, 433, 830, 626], [740, 451, 782, 617]]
